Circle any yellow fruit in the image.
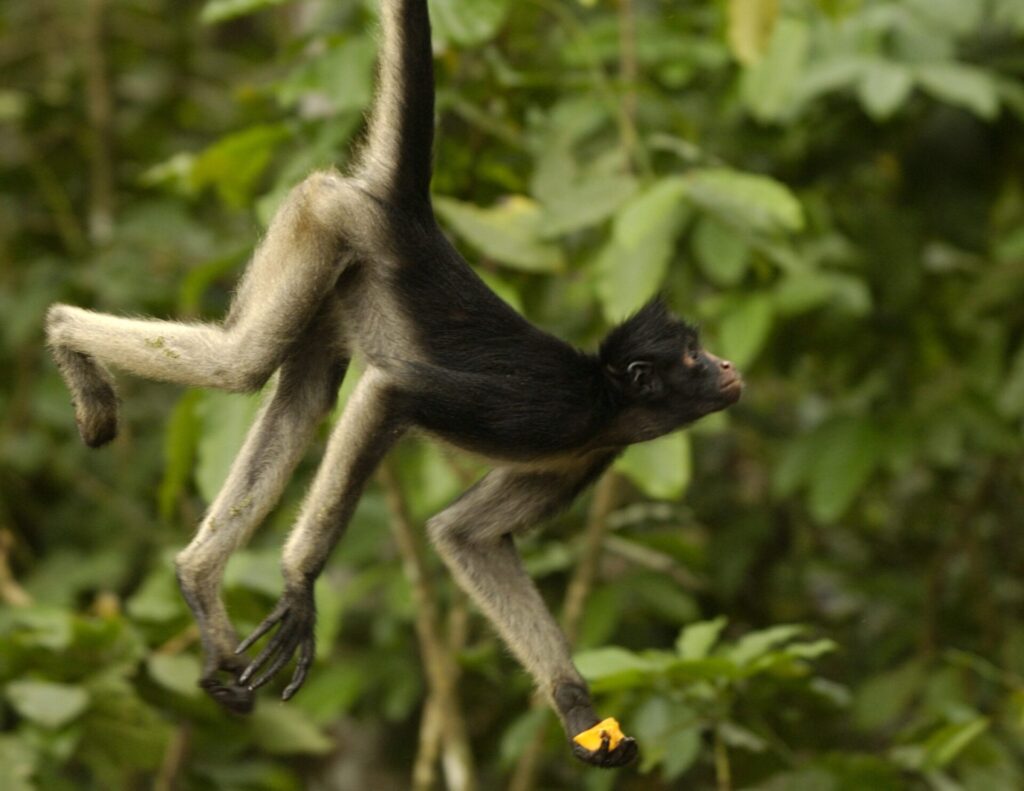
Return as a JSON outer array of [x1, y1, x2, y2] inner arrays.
[[572, 717, 626, 752]]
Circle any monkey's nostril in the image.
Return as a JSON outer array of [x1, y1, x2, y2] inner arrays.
[[721, 360, 732, 370]]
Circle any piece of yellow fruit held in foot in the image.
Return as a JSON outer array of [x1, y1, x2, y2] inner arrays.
[[573, 717, 626, 752]]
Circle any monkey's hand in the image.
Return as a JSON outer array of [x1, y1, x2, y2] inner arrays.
[[235, 585, 316, 700], [571, 718, 639, 768]]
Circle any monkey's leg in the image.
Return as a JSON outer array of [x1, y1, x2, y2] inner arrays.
[[175, 307, 348, 713], [236, 366, 403, 698], [45, 172, 372, 447], [427, 464, 638, 769]]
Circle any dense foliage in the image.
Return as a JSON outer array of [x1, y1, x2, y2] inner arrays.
[[2, 0, 1023, 788]]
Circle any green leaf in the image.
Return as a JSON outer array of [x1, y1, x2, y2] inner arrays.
[[79, 679, 171, 772], [716, 292, 774, 369], [0, 736, 35, 791], [684, 168, 803, 235], [772, 271, 871, 317], [692, 216, 750, 287], [998, 342, 1024, 418], [159, 390, 201, 522], [740, 17, 809, 122], [729, 624, 806, 666], [275, 37, 376, 114], [858, 60, 914, 121], [146, 654, 201, 699], [195, 390, 264, 502], [575, 647, 655, 691], [126, 567, 185, 623], [200, 0, 289, 24], [595, 178, 691, 321], [429, 0, 510, 46], [539, 172, 638, 238], [614, 432, 691, 500], [922, 717, 990, 769], [915, 62, 999, 120], [854, 661, 924, 731], [499, 708, 548, 768], [662, 725, 702, 779], [249, 703, 334, 755], [434, 195, 564, 273], [807, 419, 882, 523], [191, 124, 290, 208], [727, 0, 779, 65], [5, 680, 90, 729], [676, 616, 728, 660]]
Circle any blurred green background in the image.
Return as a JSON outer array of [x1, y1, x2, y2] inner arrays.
[[2, 0, 1024, 788]]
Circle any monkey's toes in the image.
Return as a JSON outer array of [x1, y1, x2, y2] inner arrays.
[[571, 718, 638, 768], [200, 674, 255, 714]]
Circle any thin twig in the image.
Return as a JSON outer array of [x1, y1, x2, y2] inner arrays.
[[379, 460, 477, 791], [714, 724, 732, 791], [602, 534, 705, 592], [154, 725, 191, 791], [0, 529, 32, 607], [84, 0, 115, 244], [616, 0, 639, 172]]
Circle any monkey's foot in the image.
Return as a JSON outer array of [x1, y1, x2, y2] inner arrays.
[[236, 586, 316, 700], [571, 718, 638, 768], [72, 382, 119, 448], [199, 654, 254, 714]]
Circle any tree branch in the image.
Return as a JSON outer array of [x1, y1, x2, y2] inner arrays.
[[379, 459, 477, 791]]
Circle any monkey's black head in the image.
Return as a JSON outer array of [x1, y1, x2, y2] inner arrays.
[[599, 298, 742, 438]]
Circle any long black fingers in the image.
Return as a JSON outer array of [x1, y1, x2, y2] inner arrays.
[[282, 637, 315, 700], [235, 603, 289, 655]]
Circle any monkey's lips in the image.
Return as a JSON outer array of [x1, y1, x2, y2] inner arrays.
[[719, 373, 744, 403]]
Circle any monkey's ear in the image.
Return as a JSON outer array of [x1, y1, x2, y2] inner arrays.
[[625, 361, 661, 398]]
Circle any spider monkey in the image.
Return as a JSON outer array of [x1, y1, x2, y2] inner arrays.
[[46, 0, 741, 769]]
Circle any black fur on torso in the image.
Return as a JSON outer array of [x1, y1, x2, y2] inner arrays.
[[370, 212, 624, 461]]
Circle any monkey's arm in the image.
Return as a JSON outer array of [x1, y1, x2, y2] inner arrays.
[[236, 366, 404, 696], [426, 460, 638, 768]]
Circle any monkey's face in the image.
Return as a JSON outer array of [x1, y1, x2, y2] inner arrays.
[[623, 343, 743, 428]]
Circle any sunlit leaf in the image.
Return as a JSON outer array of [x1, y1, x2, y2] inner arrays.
[[275, 37, 376, 113], [676, 616, 728, 660], [5, 680, 90, 729], [915, 62, 999, 120], [740, 17, 809, 122], [190, 124, 291, 208], [429, 0, 509, 46], [685, 168, 804, 234], [249, 704, 334, 755], [200, 0, 289, 25], [435, 195, 564, 272], [729, 624, 805, 665], [539, 172, 638, 238], [0, 736, 35, 791], [126, 567, 185, 623], [717, 292, 774, 368], [595, 178, 691, 320], [615, 432, 691, 500], [727, 0, 779, 65], [922, 717, 990, 769], [858, 60, 914, 120], [693, 216, 750, 287], [772, 271, 871, 317], [147, 654, 201, 699]]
